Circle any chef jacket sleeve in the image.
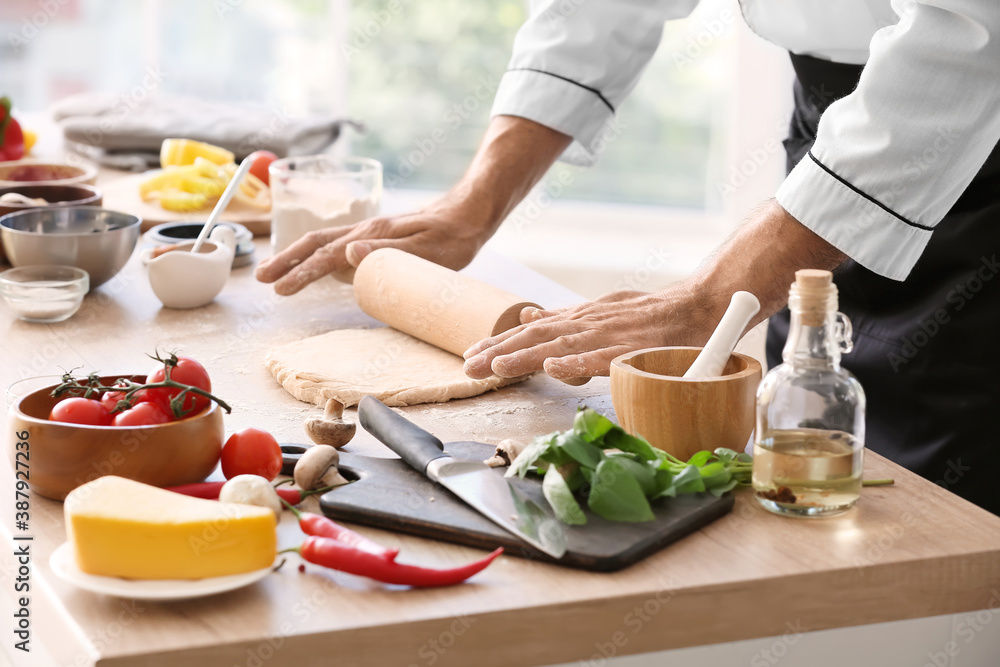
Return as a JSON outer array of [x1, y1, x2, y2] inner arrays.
[[776, 0, 1000, 281], [490, 0, 700, 166]]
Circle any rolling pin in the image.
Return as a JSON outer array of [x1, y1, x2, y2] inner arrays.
[[353, 248, 541, 357]]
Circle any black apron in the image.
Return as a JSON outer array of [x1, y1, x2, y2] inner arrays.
[[768, 53, 1000, 515]]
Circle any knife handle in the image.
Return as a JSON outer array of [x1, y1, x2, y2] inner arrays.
[[358, 396, 447, 474]]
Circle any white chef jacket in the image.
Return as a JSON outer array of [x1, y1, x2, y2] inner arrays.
[[490, 0, 1000, 281]]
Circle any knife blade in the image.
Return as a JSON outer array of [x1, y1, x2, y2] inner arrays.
[[357, 396, 567, 558]]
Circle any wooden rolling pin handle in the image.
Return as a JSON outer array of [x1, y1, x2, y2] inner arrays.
[[682, 291, 761, 379]]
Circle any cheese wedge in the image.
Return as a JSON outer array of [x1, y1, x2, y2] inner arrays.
[[64, 476, 277, 580]]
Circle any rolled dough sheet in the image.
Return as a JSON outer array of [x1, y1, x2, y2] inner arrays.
[[266, 327, 528, 408]]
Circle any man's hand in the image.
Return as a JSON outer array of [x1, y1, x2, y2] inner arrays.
[[463, 289, 717, 381], [254, 200, 489, 294], [255, 116, 572, 294], [464, 200, 847, 380]]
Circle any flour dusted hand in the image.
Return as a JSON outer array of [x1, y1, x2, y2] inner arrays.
[[255, 201, 488, 294]]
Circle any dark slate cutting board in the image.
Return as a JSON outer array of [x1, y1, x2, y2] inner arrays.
[[317, 441, 733, 572]]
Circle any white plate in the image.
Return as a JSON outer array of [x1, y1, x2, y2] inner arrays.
[[49, 543, 274, 600]]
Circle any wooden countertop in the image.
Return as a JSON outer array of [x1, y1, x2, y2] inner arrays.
[[3, 193, 1000, 667]]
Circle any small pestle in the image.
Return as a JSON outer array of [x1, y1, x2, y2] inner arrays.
[[683, 291, 761, 378]]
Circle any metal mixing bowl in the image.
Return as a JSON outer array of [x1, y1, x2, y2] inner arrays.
[[0, 207, 141, 289]]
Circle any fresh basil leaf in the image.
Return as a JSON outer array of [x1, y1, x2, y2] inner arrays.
[[708, 478, 739, 496], [699, 461, 725, 477], [713, 447, 738, 462], [687, 450, 712, 467], [537, 444, 576, 468], [573, 408, 617, 443], [654, 468, 674, 492], [543, 465, 587, 525], [736, 452, 753, 464], [603, 428, 659, 462], [671, 464, 707, 494], [556, 432, 604, 469], [505, 434, 556, 479], [655, 484, 677, 499], [699, 462, 732, 488], [564, 466, 586, 492], [609, 456, 657, 496], [587, 458, 656, 522]]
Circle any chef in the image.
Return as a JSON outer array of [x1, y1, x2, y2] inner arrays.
[[257, 1, 1000, 515]]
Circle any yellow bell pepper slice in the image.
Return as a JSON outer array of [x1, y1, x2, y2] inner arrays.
[[160, 139, 235, 168], [157, 189, 209, 212]]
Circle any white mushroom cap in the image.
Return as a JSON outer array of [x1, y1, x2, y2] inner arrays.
[[219, 475, 282, 521]]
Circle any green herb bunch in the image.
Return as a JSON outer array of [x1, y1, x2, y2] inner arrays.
[[506, 408, 753, 525]]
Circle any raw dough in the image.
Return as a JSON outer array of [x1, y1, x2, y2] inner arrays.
[[266, 327, 528, 408]]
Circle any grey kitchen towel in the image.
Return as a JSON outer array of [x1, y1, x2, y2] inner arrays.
[[52, 93, 361, 170]]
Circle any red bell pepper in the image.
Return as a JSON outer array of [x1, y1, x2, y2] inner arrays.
[[0, 97, 25, 162], [287, 536, 502, 587]]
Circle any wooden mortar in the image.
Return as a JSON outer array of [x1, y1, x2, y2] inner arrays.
[[610, 347, 762, 460], [352, 248, 541, 357]]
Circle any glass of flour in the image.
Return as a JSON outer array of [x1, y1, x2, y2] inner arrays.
[[269, 155, 383, 255]]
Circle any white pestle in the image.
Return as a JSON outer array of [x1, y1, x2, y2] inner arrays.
[[189, 156, 253, 254], [682, 291, 761, 378]]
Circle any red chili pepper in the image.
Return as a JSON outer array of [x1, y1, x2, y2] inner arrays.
[[283, 501, 398, 561], [289, 536, 502, 587], [166, 481, 226, 499], [165, 481, 324, 505]]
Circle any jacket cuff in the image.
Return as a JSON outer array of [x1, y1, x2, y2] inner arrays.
[[775, 150, 933, 281], [490, 69, 617, 167]]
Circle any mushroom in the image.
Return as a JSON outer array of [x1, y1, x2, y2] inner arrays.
[[219, 475, 282, 521], [304, 399, 356, 448], [484, 438, 528, 468], [294, 444, 350, 490]]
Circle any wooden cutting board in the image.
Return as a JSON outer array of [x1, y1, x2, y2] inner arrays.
[[101, 172, 271, 234], [318, 441, 734, 572]]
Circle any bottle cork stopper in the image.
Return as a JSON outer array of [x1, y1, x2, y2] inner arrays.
[[791, 269, 835, 326], [794, 269, 832, 289]]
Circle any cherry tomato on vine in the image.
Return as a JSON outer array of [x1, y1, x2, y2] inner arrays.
[[49, 398, 113, 426], [111, 401, 173, 427], [221, 428, 283, 480], [145, 356, 212, 417], [101, 387, 173, 414], [100, 390, 127, 414]]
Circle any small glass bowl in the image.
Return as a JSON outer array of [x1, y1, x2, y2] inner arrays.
[[0, 265, 89, 323]]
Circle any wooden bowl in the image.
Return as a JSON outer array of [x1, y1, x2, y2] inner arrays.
[[0, 160, 98, 188], [610, 347, 762, 461], [7, 375, 224, 500]]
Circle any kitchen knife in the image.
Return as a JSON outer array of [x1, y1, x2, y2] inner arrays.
[[357, 396, 567, 559]]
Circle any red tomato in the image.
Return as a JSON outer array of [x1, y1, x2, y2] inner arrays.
[[112, 401, 173, 427], [101, 388, 172, 415], [145, 356, 212, 417], [49, 398, 113, 426], [221, 428, 283, 480], [247, 150, 277, 186], [100, 390, 127, 413]]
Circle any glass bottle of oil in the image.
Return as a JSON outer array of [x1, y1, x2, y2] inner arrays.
[[753, 269, 865, 517]]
